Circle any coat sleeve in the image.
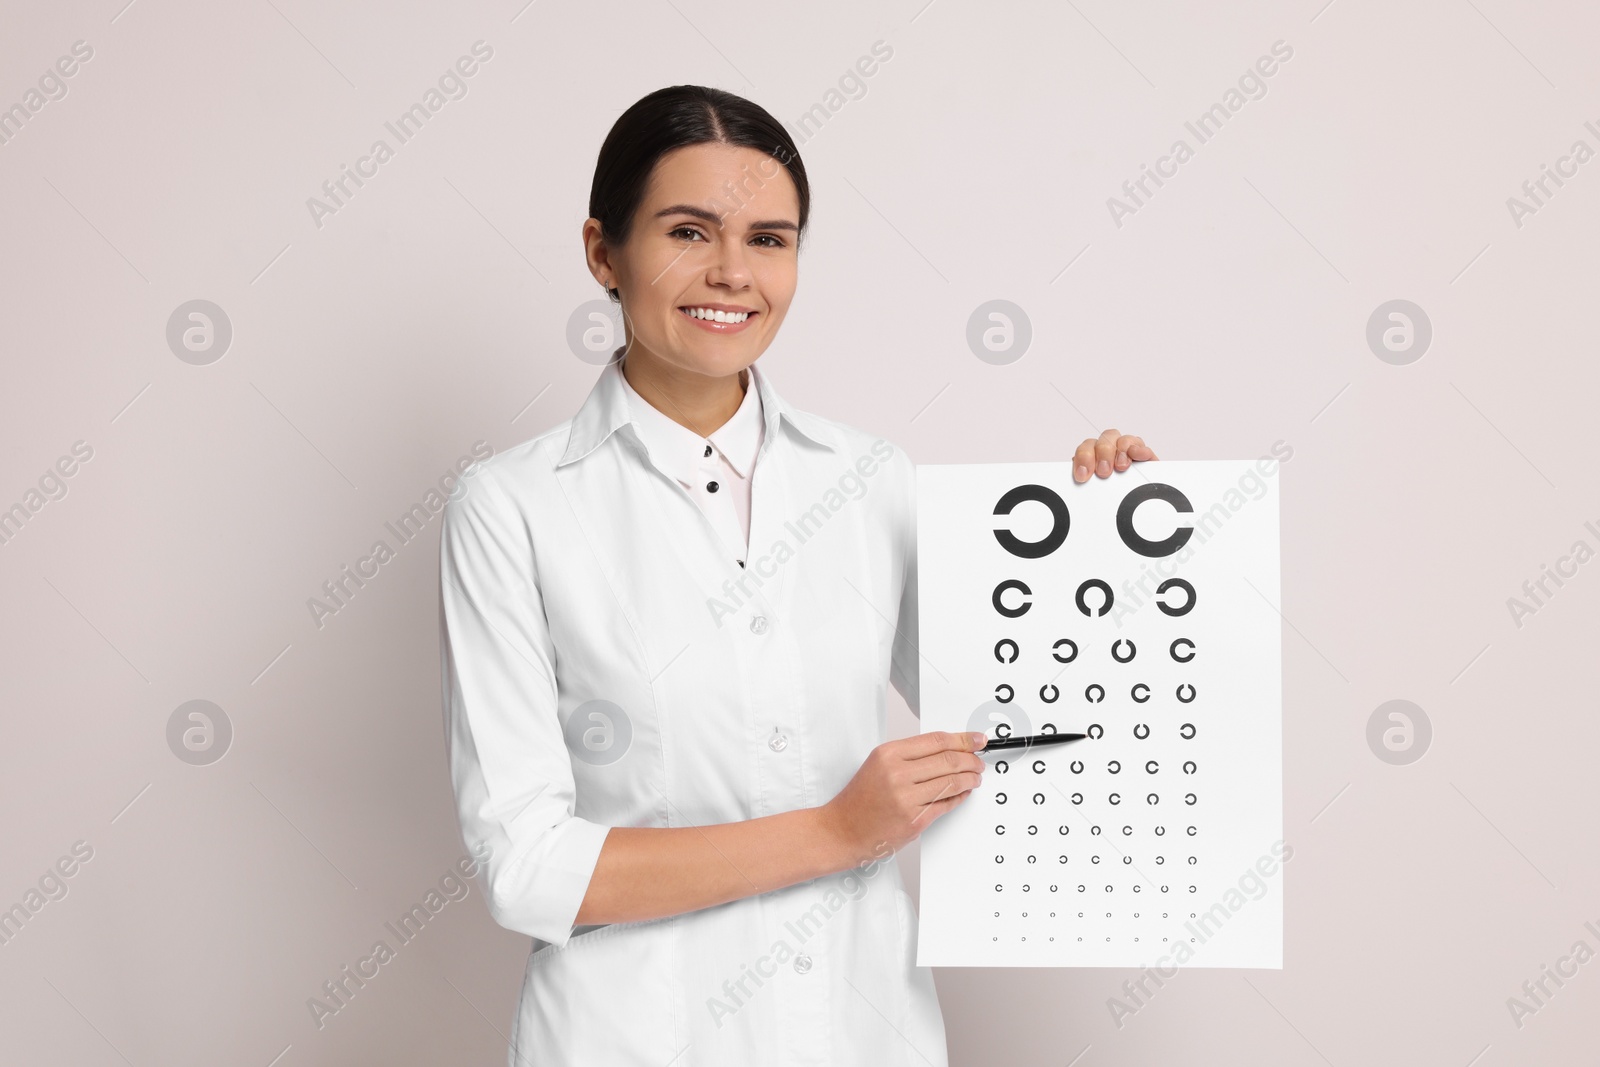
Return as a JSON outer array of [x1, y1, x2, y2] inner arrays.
[[438, 466, 611, 947], [887, 444, 921, 719]]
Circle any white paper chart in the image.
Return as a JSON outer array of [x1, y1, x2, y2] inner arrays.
[[915, 460, 1283, 969]]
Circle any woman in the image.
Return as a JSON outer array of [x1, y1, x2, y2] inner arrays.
[[439, 84, 1157, 1066]]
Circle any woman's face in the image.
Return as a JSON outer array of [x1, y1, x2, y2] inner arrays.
[[588, 142, 800, 380]]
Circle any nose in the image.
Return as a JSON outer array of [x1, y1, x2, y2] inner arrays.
[[704, 234, 752, 291]]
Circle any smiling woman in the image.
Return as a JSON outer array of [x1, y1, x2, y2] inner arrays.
[[438, 83, 1153, 1067]]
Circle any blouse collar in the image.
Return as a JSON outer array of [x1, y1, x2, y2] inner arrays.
[[616, 354, 763, 484], [558, 349, 839, 469]]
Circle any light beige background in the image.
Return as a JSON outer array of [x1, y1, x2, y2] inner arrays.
[[2, 0, 1597, 1064]]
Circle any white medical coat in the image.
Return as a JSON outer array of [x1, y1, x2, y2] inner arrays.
[[438, 355, 947, 1066]]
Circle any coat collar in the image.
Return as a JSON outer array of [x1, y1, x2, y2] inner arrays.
[[557, 350, 840, 469], [617, 353, 764, 482]]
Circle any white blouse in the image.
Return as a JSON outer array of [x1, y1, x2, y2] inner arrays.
[[438, 355, 946, 1066], [615, 352, 764, 568]]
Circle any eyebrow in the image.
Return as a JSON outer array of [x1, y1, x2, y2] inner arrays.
[[653, 203, 799, 232]]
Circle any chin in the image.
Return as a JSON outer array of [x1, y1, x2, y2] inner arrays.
[[669, 338, 759, 374]]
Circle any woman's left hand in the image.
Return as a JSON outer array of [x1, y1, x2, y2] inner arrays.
[[1073, 428, 1157, 483]]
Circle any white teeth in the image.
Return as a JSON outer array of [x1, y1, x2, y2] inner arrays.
[[682, 307, 749, 323]]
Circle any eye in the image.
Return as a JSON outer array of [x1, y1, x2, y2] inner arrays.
[[751, 234, 785, 248], [669, 226, 706, 242]]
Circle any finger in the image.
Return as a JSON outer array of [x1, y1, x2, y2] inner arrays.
[[1073, 438, 1098, 483], [909, 790, 968, 832], [919, 771, 982, 806], [1114, 434, 1155, 470], [901, 730, 987, 761], [907, 747, 987, 784], [1095, 429, 1120, 478], [913, 772, 982, 811], [907, 777, 966, 832]]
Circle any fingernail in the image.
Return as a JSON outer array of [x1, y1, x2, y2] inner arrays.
[[1075, 464, 1087, 480], [1116, 450, 1127, 466], [1097, 459, 1111, 476], [972, 732, 988, 748]]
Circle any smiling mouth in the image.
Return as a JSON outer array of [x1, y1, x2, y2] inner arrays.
[[678, 306, 755, 324]]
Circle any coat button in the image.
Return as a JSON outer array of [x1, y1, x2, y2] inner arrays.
[[749, 615, 768, 635], [793, 953, 813, 974], [703, 444, 713, 457], [706, 480, 719, 492], [768, 730, 788, 752]]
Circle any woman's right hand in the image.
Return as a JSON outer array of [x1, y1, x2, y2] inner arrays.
[[819, 731, 989, 860]]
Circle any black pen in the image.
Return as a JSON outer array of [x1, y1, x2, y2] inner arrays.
[[979, 731, 1088, 751]]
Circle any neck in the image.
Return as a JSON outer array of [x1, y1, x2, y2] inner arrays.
[[619, 346, 749, 437]]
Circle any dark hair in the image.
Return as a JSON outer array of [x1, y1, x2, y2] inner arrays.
[[588, 85, 810, 303]]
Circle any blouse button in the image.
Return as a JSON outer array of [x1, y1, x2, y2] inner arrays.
[[793, 954, 813, 974], [768, 729, 788, 752], [706, 480, 719, 493], [749, 615, 768, 635]]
